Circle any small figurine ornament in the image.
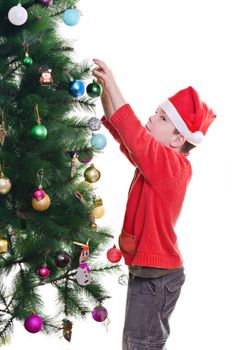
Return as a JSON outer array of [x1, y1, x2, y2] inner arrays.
[[62, 319, 73, 342], [39, 68, 53, 85], [74, 240, 93, 286]]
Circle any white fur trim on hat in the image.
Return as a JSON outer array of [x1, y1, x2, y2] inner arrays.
[[159, 99, 204, 146]]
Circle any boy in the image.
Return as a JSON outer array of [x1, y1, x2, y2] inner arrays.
[[93, 58, 216, 350]]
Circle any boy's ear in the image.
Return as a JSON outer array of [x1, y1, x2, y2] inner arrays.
[[171, 133, 186, 148]]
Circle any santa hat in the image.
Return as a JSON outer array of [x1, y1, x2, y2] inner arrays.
[[159, 86, 216, 146]]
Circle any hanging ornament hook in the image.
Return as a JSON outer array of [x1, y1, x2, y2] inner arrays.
[[0, 110, 7, 146], [22, 42, 29, 53], [73, 238, 91, 248], [37, 169, 44, 188], [34, 104, 41, 124], [0, 161, 5, 175]]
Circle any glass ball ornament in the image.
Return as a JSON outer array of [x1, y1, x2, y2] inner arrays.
[[24, 314, 43, 333], [62, 8, 81, 26], [88, 117, 101, 131], [84, 164, 101, 183], [0, 238, 8, 254], [30, 124, 47, 140], [37, 264, 50, 279], [32, 193, 51, 211], [23, 54, 33, 66], [0, 172, 12, 195], [107, 245, 122, 263], [38, 0, 53, 6], [33, 188, 45, 201], [86, 81, 102, 98], [91, 305, 108, 322], [8, 3, 28, 26], [55, 252, 71, 268], [69, 80, 85, 97], [77, 150, 93, 164], [90, 205, 105, 219], [90, 133, 107, 150]]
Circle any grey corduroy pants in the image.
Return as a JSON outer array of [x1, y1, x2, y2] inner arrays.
[[122, 269, 185, 350]]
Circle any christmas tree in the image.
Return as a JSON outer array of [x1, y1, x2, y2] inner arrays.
[[0, 0, 121, 344]]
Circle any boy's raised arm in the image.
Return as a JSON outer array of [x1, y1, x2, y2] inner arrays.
[[93, 58, 126, 114], [94, 63, 135, 166]]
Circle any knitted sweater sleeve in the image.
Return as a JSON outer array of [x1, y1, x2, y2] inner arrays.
[[108, 104, 190, 186], [101, 116, 135, 166]]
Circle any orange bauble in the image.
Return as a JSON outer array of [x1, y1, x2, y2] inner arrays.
[[32, 193, 51, 211]]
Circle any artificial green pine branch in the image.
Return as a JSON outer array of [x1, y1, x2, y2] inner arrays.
[[0, 316, 14, 344], [72, 97, 96, 112]]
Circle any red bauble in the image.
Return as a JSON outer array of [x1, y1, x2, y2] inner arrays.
[[33, 189, 45, 201], [106, 245, 122, 263], [37, 264, 50, 279]]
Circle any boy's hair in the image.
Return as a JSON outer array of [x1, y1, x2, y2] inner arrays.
[[173, 128, 196, 153]]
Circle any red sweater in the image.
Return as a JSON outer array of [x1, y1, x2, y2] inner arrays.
[[101, 104, 192, 268]]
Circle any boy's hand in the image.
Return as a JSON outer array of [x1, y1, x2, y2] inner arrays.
[[92, 59, 117, 93], [92, 58, 126, 112]]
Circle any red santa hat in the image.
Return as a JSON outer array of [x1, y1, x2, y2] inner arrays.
[[159, 86, 216, 146]]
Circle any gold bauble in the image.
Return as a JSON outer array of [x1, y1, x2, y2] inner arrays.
[[91, 223, 97, 230], [0, 171, 12, 194], [90, 205, 105, 219], [0, 238, 8, 254], [32, 193, 51, 211], [84, 164, 101, 183]]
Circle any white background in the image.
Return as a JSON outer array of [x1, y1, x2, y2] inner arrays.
[[4, 0, 232, 349]]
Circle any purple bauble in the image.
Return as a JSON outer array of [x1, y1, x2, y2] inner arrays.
[[77, 150, 93, 164], [91, 305, 108, 322], [55, 252, 71, 268], [37, 265, 50, 279], [33, 189, 45, 201], [24, 314, 43, 333], [38, 0, 53, 6]]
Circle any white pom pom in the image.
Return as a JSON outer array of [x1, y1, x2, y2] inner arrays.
[[188, 131, 204, 145]]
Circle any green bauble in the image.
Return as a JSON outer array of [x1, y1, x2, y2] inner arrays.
[[86, 81, 102, 98], [30, 124, 47, 140], [23, 56, 33, 66]]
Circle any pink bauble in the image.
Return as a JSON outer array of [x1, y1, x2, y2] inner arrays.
[[33, 189, 45, 201], [37, 265, 50, 279], [91, 305, 108, 322], [24, 314, 43, 333], [107, 245, 122, 263], [38, 0, 53, 6]]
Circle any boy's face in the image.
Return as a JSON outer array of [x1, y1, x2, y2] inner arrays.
[[145, 107, 185, 150]]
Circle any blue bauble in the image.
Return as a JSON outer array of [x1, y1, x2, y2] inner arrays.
[[62, 8, 80, 26], [90, 133, 107, 150], [69, 80, 85, 97]]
